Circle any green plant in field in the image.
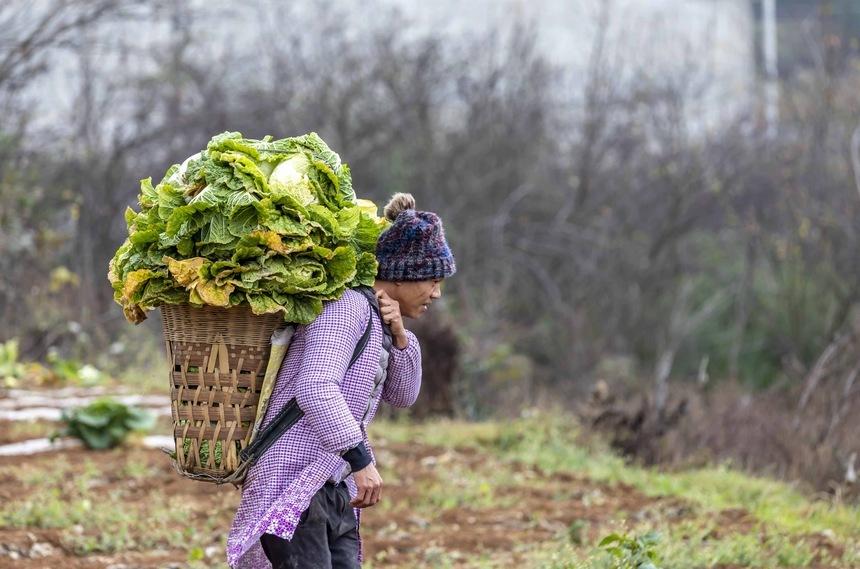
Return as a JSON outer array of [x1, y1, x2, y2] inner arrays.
[[0, 338, 25, 387], [597, 531, 662, 569], [0, 477, 198, 554], [188, 546, 206, 561], [0, 339, 108, 388], [568, 520, 588, 546], [46, 349, 106, 386], [54, 398, 155, 449], [119, 457, 156, 479]]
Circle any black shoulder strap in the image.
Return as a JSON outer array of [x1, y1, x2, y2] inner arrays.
[[354, 286, 393, 351], [348, 288, 375, 369]]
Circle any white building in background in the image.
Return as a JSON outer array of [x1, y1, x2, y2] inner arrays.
[[380, 0, 759, 130]]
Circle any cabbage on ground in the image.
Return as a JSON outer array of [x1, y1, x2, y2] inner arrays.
[[108, 131, 386, 324]]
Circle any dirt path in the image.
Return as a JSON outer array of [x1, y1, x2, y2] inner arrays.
[[0, 435, 676, 568], [360, 442, 668, 567]]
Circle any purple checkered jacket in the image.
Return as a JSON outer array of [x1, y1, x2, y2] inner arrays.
[[226, 288, 422, 568]]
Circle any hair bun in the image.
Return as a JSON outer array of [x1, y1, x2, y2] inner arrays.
[[383, 193, 416, 222]]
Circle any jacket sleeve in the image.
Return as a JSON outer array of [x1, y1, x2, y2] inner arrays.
[[294, 291, 369, 455], [381, 329, 422, 408]]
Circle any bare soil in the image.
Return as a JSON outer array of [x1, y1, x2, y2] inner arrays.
[[0, 435, 798, 569]]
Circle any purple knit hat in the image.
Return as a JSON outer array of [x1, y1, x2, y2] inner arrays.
[[375, 193, 456, 281]]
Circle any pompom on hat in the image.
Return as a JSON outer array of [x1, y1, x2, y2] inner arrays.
[[375, 193, 456, 281]]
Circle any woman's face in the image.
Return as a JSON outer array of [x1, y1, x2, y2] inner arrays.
[[393, 279, 443, 319]]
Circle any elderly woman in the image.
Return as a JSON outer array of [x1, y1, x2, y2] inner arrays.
[[227, 193, 456, 568]]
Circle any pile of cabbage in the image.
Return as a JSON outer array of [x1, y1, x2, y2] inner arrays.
[[108, 131, 386, 324]]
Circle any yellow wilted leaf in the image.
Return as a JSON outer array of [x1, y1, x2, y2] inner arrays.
[[195, 279, 234, 307], [122, 269, 156, 303], [249, 230, 283, 250], [278, 236, 314, 255], [165, 256, 207, 287], [123, 304, 147, 324], [250, 230, 313, 255]]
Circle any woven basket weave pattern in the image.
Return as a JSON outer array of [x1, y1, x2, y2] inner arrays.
[[161, 304, 283, 481]]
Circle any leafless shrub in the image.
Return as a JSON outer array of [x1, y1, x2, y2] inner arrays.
[[585, 326, 860, 498]]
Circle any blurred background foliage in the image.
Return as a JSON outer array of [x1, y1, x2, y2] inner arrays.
[[1, 0, 860, 493]]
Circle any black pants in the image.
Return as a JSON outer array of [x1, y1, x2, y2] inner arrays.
[[260, 481, 360, 569]]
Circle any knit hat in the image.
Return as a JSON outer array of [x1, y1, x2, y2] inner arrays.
[[375, 193, 456, 281]]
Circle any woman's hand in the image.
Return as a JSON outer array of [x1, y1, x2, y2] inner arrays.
[[350, 463, 383, 508], [376, 290, 408, 349]]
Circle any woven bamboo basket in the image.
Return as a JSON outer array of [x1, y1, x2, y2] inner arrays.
[[160, 303, 286, 484]]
